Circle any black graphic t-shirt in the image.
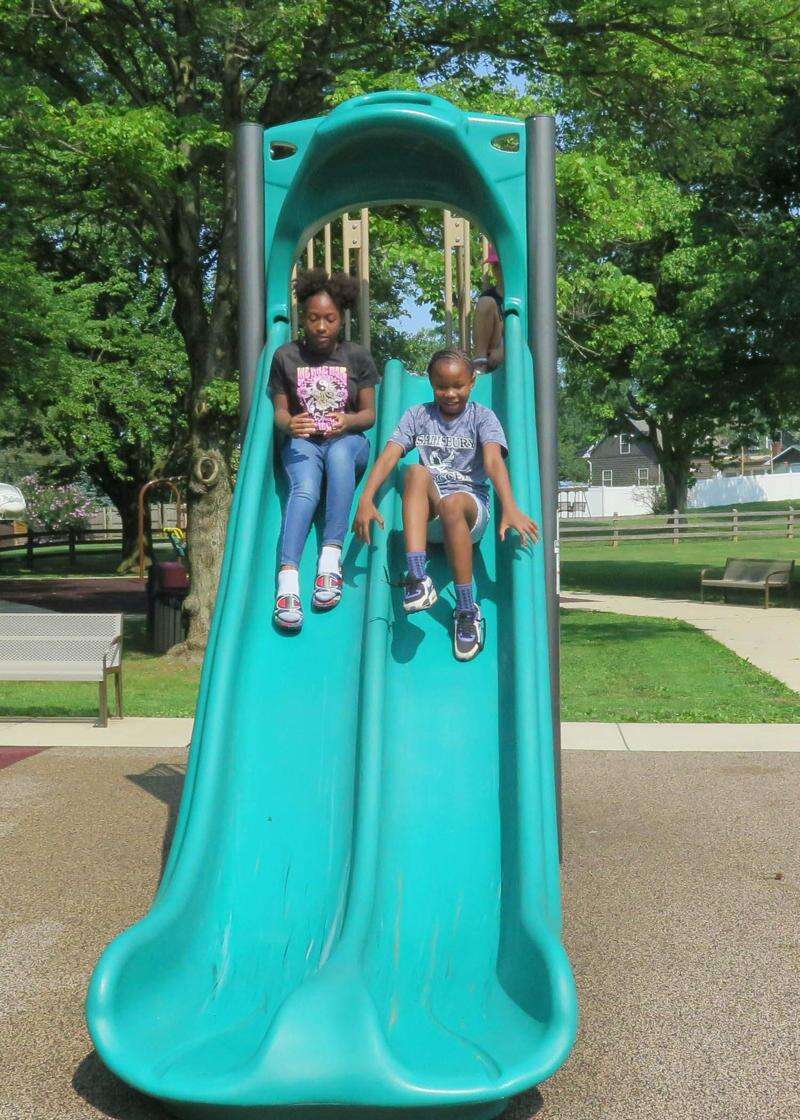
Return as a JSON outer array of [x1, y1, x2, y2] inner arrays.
[[268, 340, 379, 434]]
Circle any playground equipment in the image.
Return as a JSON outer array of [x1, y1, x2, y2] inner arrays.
[[87, 93, 576, 1118], [289, 207, 481, 354], [0, 482, 25, 521]]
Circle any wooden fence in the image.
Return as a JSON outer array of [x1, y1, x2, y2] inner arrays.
[[560, 507, 799, 547], [0, 526, 177, 566]]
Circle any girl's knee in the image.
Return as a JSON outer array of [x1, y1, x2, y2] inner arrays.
[[439, 494, 469, 523], [289, 478, 322, 503], [405, 463, 430, 489]]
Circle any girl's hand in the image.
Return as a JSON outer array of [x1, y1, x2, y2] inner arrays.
[[499, 505, 539, 546], [324, 413, 350, 438], [288, 412, 317, 438], [353, 498, 384, 544]]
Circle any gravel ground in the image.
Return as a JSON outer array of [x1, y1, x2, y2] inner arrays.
[[1, 747, 797, 1120]]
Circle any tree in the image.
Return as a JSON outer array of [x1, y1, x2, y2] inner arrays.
[[3, 0, 797, 636], [0, 238, 189, 564]]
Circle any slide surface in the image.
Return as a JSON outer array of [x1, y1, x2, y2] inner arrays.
[[87, 92, 577, 1120]]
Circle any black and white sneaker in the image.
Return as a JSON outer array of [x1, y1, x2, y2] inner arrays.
[[403, 573, 438, 613], [453, 605, 485, 662]]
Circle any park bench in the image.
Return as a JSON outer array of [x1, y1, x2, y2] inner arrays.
[[0, 613, 123, 726], [699, 558, 794, 609]]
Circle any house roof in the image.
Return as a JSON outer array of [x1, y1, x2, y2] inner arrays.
[[581, 418, 657, 458], [772, 445, 800, 463]]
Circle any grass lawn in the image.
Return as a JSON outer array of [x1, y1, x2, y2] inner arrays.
[[0, 542, 174, 578], [561, 609, 800, 723], [562, 537, 800, 601], [702, 498, 800, 513], [1, 610, 798, 724]]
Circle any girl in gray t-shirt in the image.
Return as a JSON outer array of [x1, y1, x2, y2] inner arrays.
[[354, 349, 538, 662]]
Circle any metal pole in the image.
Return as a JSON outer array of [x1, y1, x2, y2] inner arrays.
[[526, 114, 562, 854], [443, 210, 454, 347], [235, 123, 266, 430], [463, 221, 471, 355], [359, 207, 370, 349], [324, 223, 332, 274], [343, 212, 352, 341]]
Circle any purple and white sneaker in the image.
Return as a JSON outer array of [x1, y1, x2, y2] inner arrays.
[[453, 605, 485, 662], [403, 573, 438, 613]]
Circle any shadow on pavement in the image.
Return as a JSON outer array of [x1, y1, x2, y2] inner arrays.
[[73, 1051, 169, 1118], [126, 762, 185, 880]]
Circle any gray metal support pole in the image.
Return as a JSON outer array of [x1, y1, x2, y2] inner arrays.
[[526, 114, 562, 853], [236, 123, 266, 430]]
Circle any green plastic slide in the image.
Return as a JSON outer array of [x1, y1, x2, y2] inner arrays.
[[87, 92, 578, 1119]]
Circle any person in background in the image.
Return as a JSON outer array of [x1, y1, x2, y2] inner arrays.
[[472, 243, 504, 372]]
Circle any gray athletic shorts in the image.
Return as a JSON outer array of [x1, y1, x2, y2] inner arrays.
[[427, 488, 490, 544]]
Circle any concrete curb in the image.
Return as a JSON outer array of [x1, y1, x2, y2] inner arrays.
[[1, 717, 799, 753]]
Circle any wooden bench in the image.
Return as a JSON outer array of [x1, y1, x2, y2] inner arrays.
[[0, 613, 123, 725], [700, 558, 794, 609]]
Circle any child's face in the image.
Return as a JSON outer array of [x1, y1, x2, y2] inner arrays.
[[302, 291, 342, 356], [429, 358, 476, 418]]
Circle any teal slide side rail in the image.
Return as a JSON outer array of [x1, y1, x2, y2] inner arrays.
[[87, 91, 577, 1118]]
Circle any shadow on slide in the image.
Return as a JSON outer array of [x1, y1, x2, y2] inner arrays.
[[87, 92, 577, 1120]]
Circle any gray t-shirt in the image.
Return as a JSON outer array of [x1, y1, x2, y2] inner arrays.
[[389, 401, 508, 506]]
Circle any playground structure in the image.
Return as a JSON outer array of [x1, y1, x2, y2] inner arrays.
[[289, 207, 490, 353], [87, 92, 575, 1118]]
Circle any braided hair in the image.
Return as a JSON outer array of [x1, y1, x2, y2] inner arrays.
[[427, 348, 475, 378]]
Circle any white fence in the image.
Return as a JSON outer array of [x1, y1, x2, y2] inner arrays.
[[559, 485, 656, 519], [688, 472, 800, 509]]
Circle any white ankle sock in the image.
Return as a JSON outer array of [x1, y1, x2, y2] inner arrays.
[[277, 568, 299, 597], [318, 545, 341, 576]]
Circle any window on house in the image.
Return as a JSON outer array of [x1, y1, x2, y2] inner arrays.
[[791, 463, 800, 474], [619, 433, 632, 454], [637, 467, 650, 484], [601, 469, 613, 486]]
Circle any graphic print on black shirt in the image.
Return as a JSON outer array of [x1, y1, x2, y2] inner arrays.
[[268, 340, 379, 434]]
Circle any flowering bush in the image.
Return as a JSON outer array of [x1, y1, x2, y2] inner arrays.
[[19, 475, 102, 532]]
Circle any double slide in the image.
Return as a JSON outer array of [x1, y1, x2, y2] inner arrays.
[[87, 92, 578, 1120]]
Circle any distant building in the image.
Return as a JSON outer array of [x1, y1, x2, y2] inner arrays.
[[771, 445, 800, 474], [582, 420, 662, 487]]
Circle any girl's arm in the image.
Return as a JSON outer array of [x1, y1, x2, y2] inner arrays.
[[272, 391, 316, 438], [325, 387, 376, 437], [353, 441, 405, 543], [482, 442, 539, 546]]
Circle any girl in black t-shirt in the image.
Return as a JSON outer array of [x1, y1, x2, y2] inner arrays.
[[268, 269, 379, 631]]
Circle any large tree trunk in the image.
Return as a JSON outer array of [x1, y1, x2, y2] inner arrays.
[[115, 490, 152, 575], [88, 468, 153, 573], [179, 446, 232, 658], [169, 143, 239, 659], [660, 454, 691, 512]]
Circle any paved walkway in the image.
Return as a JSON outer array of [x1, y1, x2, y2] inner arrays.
[[562, 591, 800, 692], [1, 716, 798, 752]]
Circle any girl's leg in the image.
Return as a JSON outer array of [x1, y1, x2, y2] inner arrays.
[[403, 464, 440, 553], [402, 465, 441, 612], [320, 433, 370, 550], [438, 493, 478, 585], [439, 494, 483, 661], [280, 438, 324, 569]]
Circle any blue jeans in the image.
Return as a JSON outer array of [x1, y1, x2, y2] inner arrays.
[[280, 433, 370, 566]]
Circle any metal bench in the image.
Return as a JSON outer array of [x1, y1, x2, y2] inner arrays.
[[0, 613, 123, 725], [700, 558, 794, 609]]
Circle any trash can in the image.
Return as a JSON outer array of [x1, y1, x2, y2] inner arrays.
[[147, 560, 189, 653]]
